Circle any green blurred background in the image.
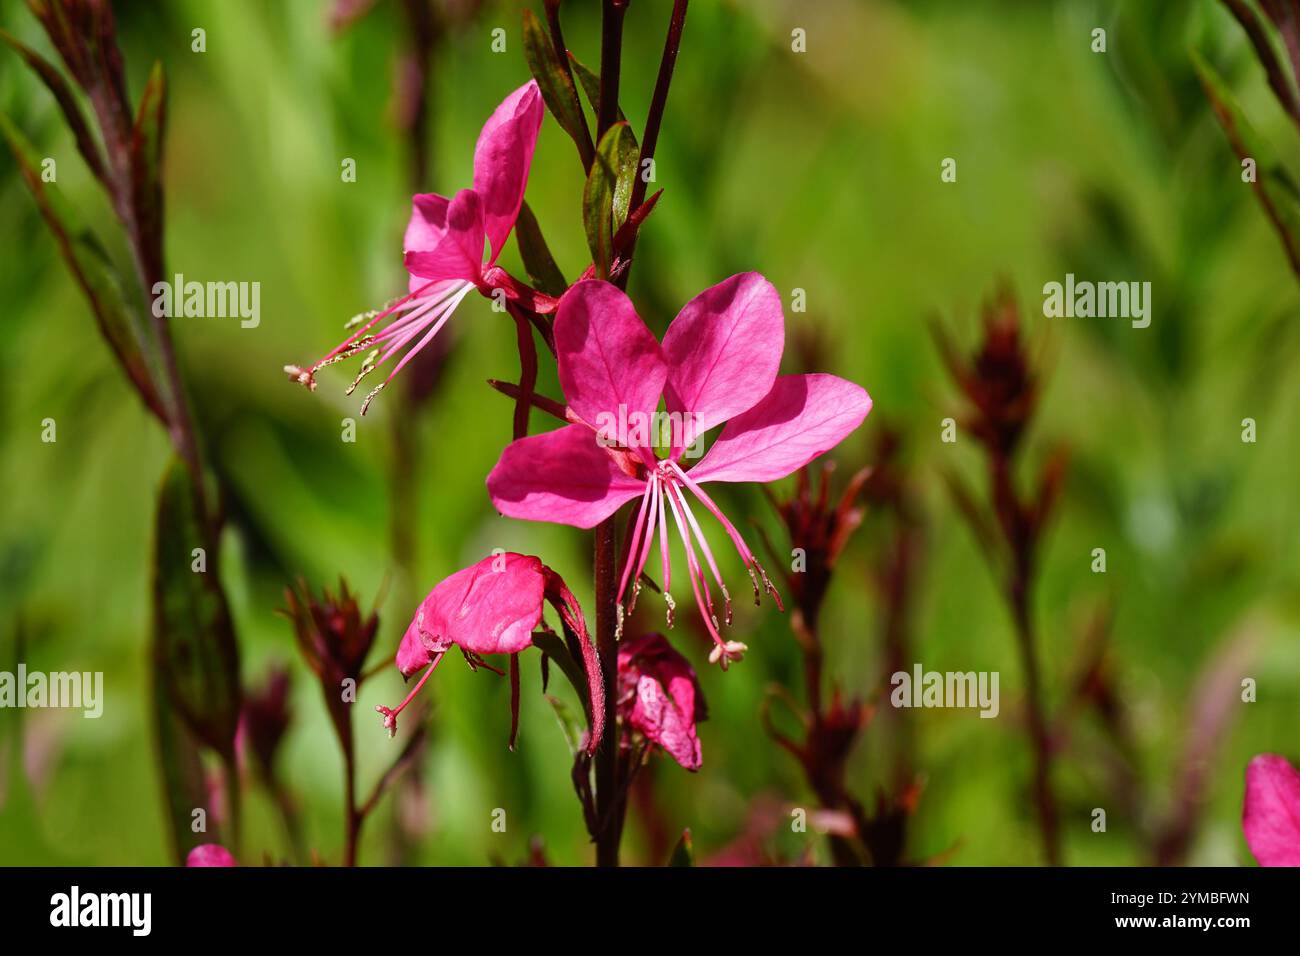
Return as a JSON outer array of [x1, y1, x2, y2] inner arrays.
[[2, 0, 1298, 866]]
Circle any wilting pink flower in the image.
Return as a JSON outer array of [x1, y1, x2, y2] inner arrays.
[[376, 552, 604, 754], [487, 274, 872, 667], [618, 633, 706, 771], [1243, 753, 1300, 866], [186, 844, 238, 867], [286, 81, 546, 413]]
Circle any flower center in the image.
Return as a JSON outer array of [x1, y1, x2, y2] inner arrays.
[[615, 460, 782, 670]]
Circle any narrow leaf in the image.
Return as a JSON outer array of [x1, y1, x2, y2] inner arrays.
[[150, 667, 209, 865], [130, 60, 167, 283], [544, 694, 585, 758], [515, 200, 568, 297], [583, 122, 637, 279], [0, 28, 107, 185], [531, 629, 589, 712], [522, 7, 593, 169], [152, 456, 242, 756], [1195, 50, 1300, 278], [0, 111, 167, 422], [567, 51, 636, 147]]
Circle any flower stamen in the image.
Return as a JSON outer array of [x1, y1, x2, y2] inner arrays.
[[375, 650, 444, 737]]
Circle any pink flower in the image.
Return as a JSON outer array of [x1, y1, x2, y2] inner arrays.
[[618, 633, 706, 771], [376, 552, 604, 755], [487, 274, 872, 667], [1243, 753, 1300, 866], [286, 80, 547, 413], [186, 844, 238, 867]]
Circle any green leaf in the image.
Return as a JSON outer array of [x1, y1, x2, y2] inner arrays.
[[151, 668, 210, 865], [544, 694, 585, 758], [1194, 50, 1300, 277], [0, 112, 168, 423], [152, 457, 242, 757], [515, 201, 568, 297], [583, 122, 638, 278], [668, 828, 695, 867], [567, 51, 636, 149], [522, 8, 593, 169], [532, 629, 589, 711], [0, 28, 107, 185]]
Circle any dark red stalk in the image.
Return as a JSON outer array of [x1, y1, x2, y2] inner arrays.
[[487, 378, 569, 422], [342, 719, 361, 867], [935, 294, 1065, 865], [597, 0, 626, 138], [509, 305, 539, 440], [997, 457, 1061, 866], [591, 0, 629, 869], [629, 0, 687, 215], [593, 517, 619, 866]]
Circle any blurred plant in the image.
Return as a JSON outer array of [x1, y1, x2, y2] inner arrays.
[[1, 0, 247, 864], [1197, 0, 1300, 277], [756, 462, 918, 866], [282, 578, 425, 866], [328, 0, 491, 864], [935, 288, 1069, 865], [237, 665, 304, 862], [861, 426, 927, 796]]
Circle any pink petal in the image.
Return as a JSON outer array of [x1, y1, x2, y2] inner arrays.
[[618, 633, 704, 771], [186, 844, 238, 867], [687, 374, 871, 484], [487, 423, 647, 529], [404, 193, 452, 252], [421, 553, 546, 656], [555, 280, 667, 456], [403, 195, 471, 297], [1243, 753, 1300, 866], [472, 80, 543, 263], [403, 188, 485, 284], [395, 616, 430, 679], [662, 273, 784, 450]]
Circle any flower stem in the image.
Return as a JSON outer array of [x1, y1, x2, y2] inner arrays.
[[1011, 571, 1061, 866], [593, 517, 620, 866], [597, 0, 627, 138], [629, 0, 688, 215], [340, 713, 361, 867], [993, 459, 1062, 866]]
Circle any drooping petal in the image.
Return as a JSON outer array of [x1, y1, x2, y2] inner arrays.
[[395, 615, 431, 679], [186, 844, 238, 867], [472, 80, 544, 263], [687, 373, 872, 485], [662, 272, 785, 451], [420, 553, 546, 656], [542, 567, 606, 756], [555, 280, 667, 457], [618, 633, 704, 771], [1243, 753, 1300, 867], [403, 188, 486, 284], [487, 423, 647, 528]]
